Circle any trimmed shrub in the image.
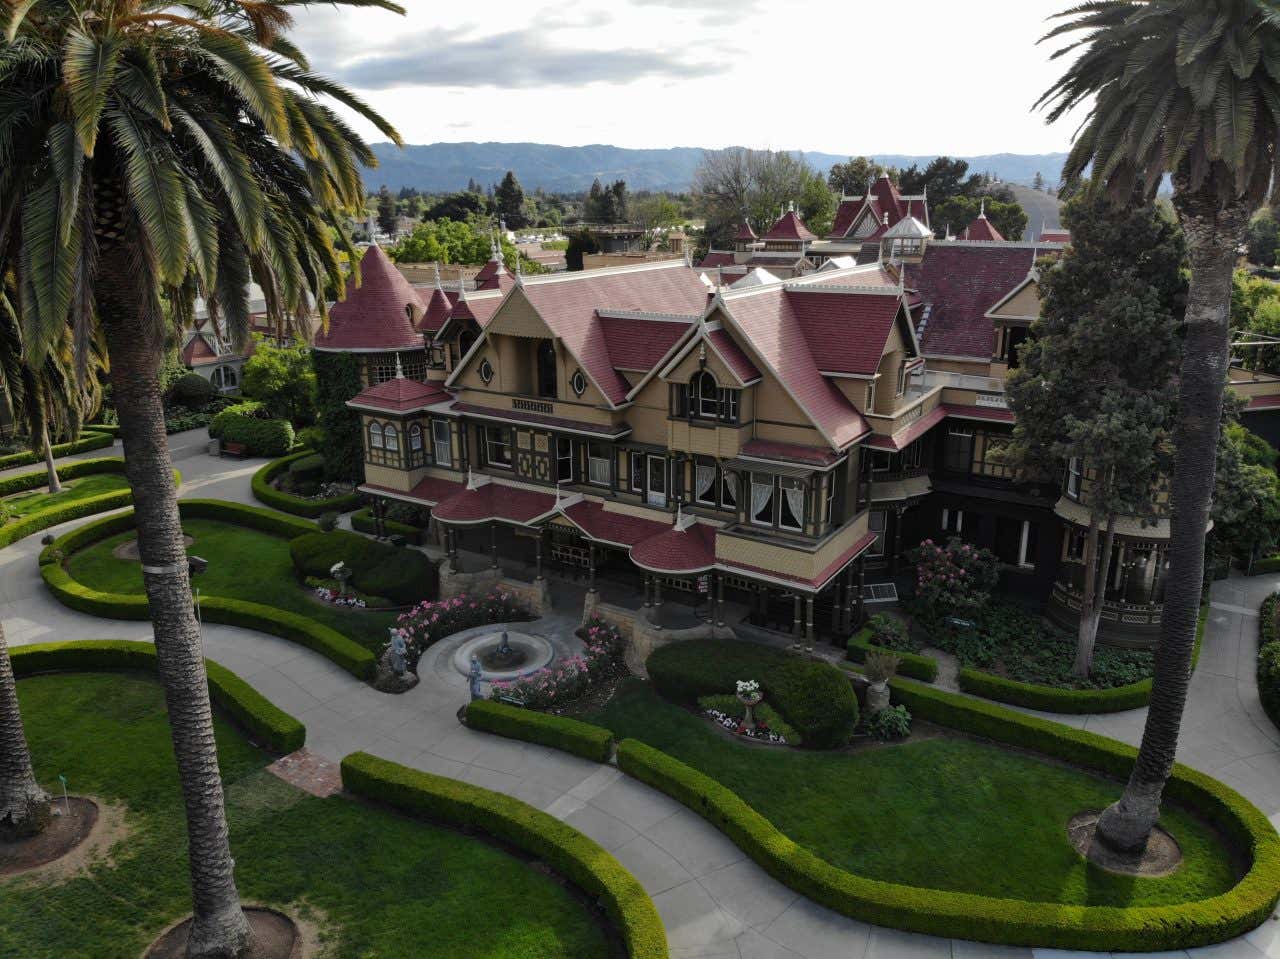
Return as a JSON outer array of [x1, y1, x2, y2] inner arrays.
[[251, 450, 360, 517], [289, 530, 435, 605], [847, 628, 938, 683], [0, 456, 126, 498], [466, 700, 614, 763], [168, 372, 214, 409], [9, 640, 305, 753], [288, 452, 324, 482], [341, 752, 667, 959], [955, 608, 1207, 714], [213, 413, 294, 457], [351, 507, 424, 544], [0, 430, 114, 471], [647, 640, 858, 749], [316, 511, 339, 532], [1260, 593, 1280, 732]]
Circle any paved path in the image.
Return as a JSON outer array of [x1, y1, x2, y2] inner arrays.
[[2, 441, 1279, 959]]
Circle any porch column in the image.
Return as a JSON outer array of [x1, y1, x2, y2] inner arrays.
[[889, 507, 904, 575], [448, 528, 458, 567], [534, 530, 544, 582], [653, 577, 663, 629], [805, 595, 815, 646], [831, 570, 844, 633], [855, 556, 866, 627], [716, 572, 726, 628], [587, 544, 597, 595], [642, 574, 652, 609], [792, 592, 803, 640], [490, 522, 499, 569]]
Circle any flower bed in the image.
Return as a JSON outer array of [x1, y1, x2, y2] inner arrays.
[[697, 695, 795, 745], [489, 618, 625, 709], [392, 591, 532, 669], [252, 450, 361, 518]]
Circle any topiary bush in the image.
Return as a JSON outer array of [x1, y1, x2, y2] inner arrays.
[[209, 407, 294, 457], [647, 640, 858, 749], [167, 372, 214, 409], [288, 452, 324, 483], [1260, 593, 1280, 733], [289, 530, 435, 606]]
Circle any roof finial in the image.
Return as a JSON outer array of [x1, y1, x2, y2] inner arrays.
[[432, 261, 442, 290], [515, 252, 524, 285], [979, 197, 987, 219], [458, 266, 469, 300], [788, 200, 796, 214], [394, 353, 405, 379], [683, 245, 693, 268]]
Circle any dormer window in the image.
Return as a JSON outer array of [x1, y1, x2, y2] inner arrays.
[[694, 370, 718, 418], [674, 369, 741, 424]]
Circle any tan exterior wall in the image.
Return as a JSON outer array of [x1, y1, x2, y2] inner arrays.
[[629, 378, 671, 446], [990, 281, 1041, 319], [666, 345, 740, 387], [583, 253, 681, 271], [924, 357, 993, 377], [365, 464, 412, 492], [668, 420, 747, 458], [715, 511, 869, 587]]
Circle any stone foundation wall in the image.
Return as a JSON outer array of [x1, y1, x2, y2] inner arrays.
[[438, 562, 552, 616], [583, 593, 733, 676]]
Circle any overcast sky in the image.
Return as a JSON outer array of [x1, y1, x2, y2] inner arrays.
[[290, 0, 1087, 156]]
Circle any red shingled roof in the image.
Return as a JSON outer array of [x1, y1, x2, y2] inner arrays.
[[420, 287, 453, 334], [699, 251, 736, 269], [315, 245, 426, 352], [361, 475, 466, 506], [181, 334, 220, 367], [906, 244, 1036, 359], [348, 377, 450, 413], [473, 257, 505, 290], [630, 522, 716, 574], [559, 500, 667, 547], [763, 210, 816, 243], [1040, 228, 1071, 243], [786, 291, 905, 377], [733, 221, 757, 242], [452, 402, 631, 437], [721, 288, 868, 448], [739, 439, 844, 467], [600, 317, 690, 371], [865, 404, 949, 451], [432, 482, 556, 525], [830, 177, 929, 239], [514, 263, 708, 406], [707, 328, 761, 383], [962, 215, 1005, 242]]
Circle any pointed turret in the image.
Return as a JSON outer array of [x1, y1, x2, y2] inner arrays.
[[961, 199, 1005, 242], [420, 262, 453, 335], [314, 245, 425, 352]]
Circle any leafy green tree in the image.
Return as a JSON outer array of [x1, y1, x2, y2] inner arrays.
[[1039, 0, 1280, 855], [495, 170, 527, 229], [1247, 209, 1280, 266], [312, 351, 365, 483], [0, 2, 401, 953], [632, 194, 682, 247], [694, 148, 829, 247], [827, 156, 884, 196], [376, 184, 397, 235], [565, 227, 599, 271], [898, 156, 987, 202], [1007, 193, 1184, 677], [241, 338, 316, 424], [798, 169, 837, 238], [1212, 418, 1280, 568], [1033, 171, 1046, 191], [388, 219, 532, 272], [423, 192, 491, 222], [933, 195, 1029, 241]]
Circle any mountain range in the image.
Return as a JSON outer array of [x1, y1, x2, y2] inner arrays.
[[365, 142, 1070, 195]]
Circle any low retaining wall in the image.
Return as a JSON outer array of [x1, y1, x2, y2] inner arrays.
[[439, 562, 552, 616], [583, 594, 731, 677]]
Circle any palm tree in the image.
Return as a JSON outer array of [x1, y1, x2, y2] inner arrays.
[[0, 621, 48, 839], [1038, 0, 1280, 853], [0, 2, 402, 955], [1, 282, 105, 493]]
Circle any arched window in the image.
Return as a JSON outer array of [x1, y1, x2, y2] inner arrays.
[[369, 422, 384, 449], [537, 340, 557, 398], [692, 370, 719, 418], [410, 423, 423, 451], [384, 425, 400, 452], [211, 365, 238, 392]]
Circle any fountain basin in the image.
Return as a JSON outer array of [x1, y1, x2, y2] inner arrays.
[[451, 631, 554, 681]]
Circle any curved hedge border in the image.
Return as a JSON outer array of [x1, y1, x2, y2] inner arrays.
[[0, 459, 180, 550], [616, 670, 1280, 952], [251, 450, 362, 518], [351, 507, 425, 545], [11, 640, 304, 753], [845, 629, 938, 683], [341, 751, 667, 959], [954, 608, 1208, 714], [0, 430, 114, 471], [466, 700, 614, 763], [1259, 594, 1280, 733], [39, 499, 376, 680]]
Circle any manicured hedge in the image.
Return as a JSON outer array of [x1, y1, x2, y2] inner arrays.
[[341, 751, 667, 959], [209, 403, 294, 457], [647, 640, 858, 749], [1252, 555, 1280, 575], [0, 430, 114, 470], [0, 460, 181, 550], [251, 450, 361, 518], [955, 608, 1208, 714], [351, 507, 425, 545], [1259, 594, 1280, 733], [39, 501, 376, 680], [85, 423, 122, 437], [617, 675, 1280, 952], [289, 529, 435, 605], [0, 455, 124, 497], [466, 699, 614, 763], [10, 640, 305, 753], [846, 629, 938, 683]]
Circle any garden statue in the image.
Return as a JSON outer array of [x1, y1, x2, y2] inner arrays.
[[469, 655, 484, 701], [389, 629, 407, 676], [496, 631, 512, 658]]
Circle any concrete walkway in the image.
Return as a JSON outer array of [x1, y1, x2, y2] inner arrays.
[[2, 440, 1279, 959]]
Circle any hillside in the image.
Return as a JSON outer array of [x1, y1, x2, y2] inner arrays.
[[365, 142, 1069, 195], [1005, 184, 1064, 241]]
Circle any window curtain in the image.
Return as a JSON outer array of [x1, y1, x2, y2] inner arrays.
[[696, 465, 716, 500], [751, 479, 773, 519], [723, 472, 738, 499], [784, 487, 805, 526]]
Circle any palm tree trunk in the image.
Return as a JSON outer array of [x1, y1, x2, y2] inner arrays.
[[0, 621, 49, 839], [1074, 512, 1117, 677], [94, 224, 250, 956], [41, 421, 61, 495], [1094, 178, 1252, 853]]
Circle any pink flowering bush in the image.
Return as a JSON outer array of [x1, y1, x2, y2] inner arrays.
[[909, 536, 1000, 624], [392, 591, 531, 668], [490, 617, 625, 709]]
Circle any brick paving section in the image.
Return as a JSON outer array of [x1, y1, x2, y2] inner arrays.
[[266, 748, 343, 798]]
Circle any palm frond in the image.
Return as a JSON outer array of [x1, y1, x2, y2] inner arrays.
[[62, 27, 123, 156]]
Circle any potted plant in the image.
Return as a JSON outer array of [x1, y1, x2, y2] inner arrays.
[[330, 560, 352, 597], [863, 650, 901, 716], [735, 679, 762, 731]]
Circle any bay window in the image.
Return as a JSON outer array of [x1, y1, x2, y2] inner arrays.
[[750, 473, 775, 526]]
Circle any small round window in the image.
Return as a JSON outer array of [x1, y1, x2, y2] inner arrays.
[[479, 358, 494, 384], [571, 370, 587, 396]]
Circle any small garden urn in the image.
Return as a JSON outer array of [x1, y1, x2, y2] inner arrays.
[[863, 650, 901, 716], [331, 560, 352, 597], [735, 680, 763, 730]]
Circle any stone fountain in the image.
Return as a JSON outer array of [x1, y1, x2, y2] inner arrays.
[[451, 629, 554, 682]]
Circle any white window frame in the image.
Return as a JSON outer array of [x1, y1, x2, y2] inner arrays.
[[409, 423, 423, 452], [694, 371, 719, 419], [384, 425, 400, 452], [779, 481, 804, 532], [1067, 456, 1082, 498], [695, 459, 719, 507], [1017, 519, 1035, 569], [432, 420, 452, 466], [485, 426, 512, 469], [587, 442, 611, 487], [369, 422, 384, 449], [558, 437, 575, 483], [942, 507, 963, 535], [868, 510, 887, 557], [750, 473, 775, 527], [646, 455, 667, 508]]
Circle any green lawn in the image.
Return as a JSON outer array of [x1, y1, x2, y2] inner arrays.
[[582, 680, 1239, 907], [66, 519, 400, 651], [3, 474, 130, 519], [2, 673, 613, 959]]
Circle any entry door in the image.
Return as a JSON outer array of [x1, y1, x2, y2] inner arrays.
[[647, 455, 667, 507]]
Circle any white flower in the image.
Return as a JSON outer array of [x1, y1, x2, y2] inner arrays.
[[735, 679, 759, 695], [330, 561, 346, 575]]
